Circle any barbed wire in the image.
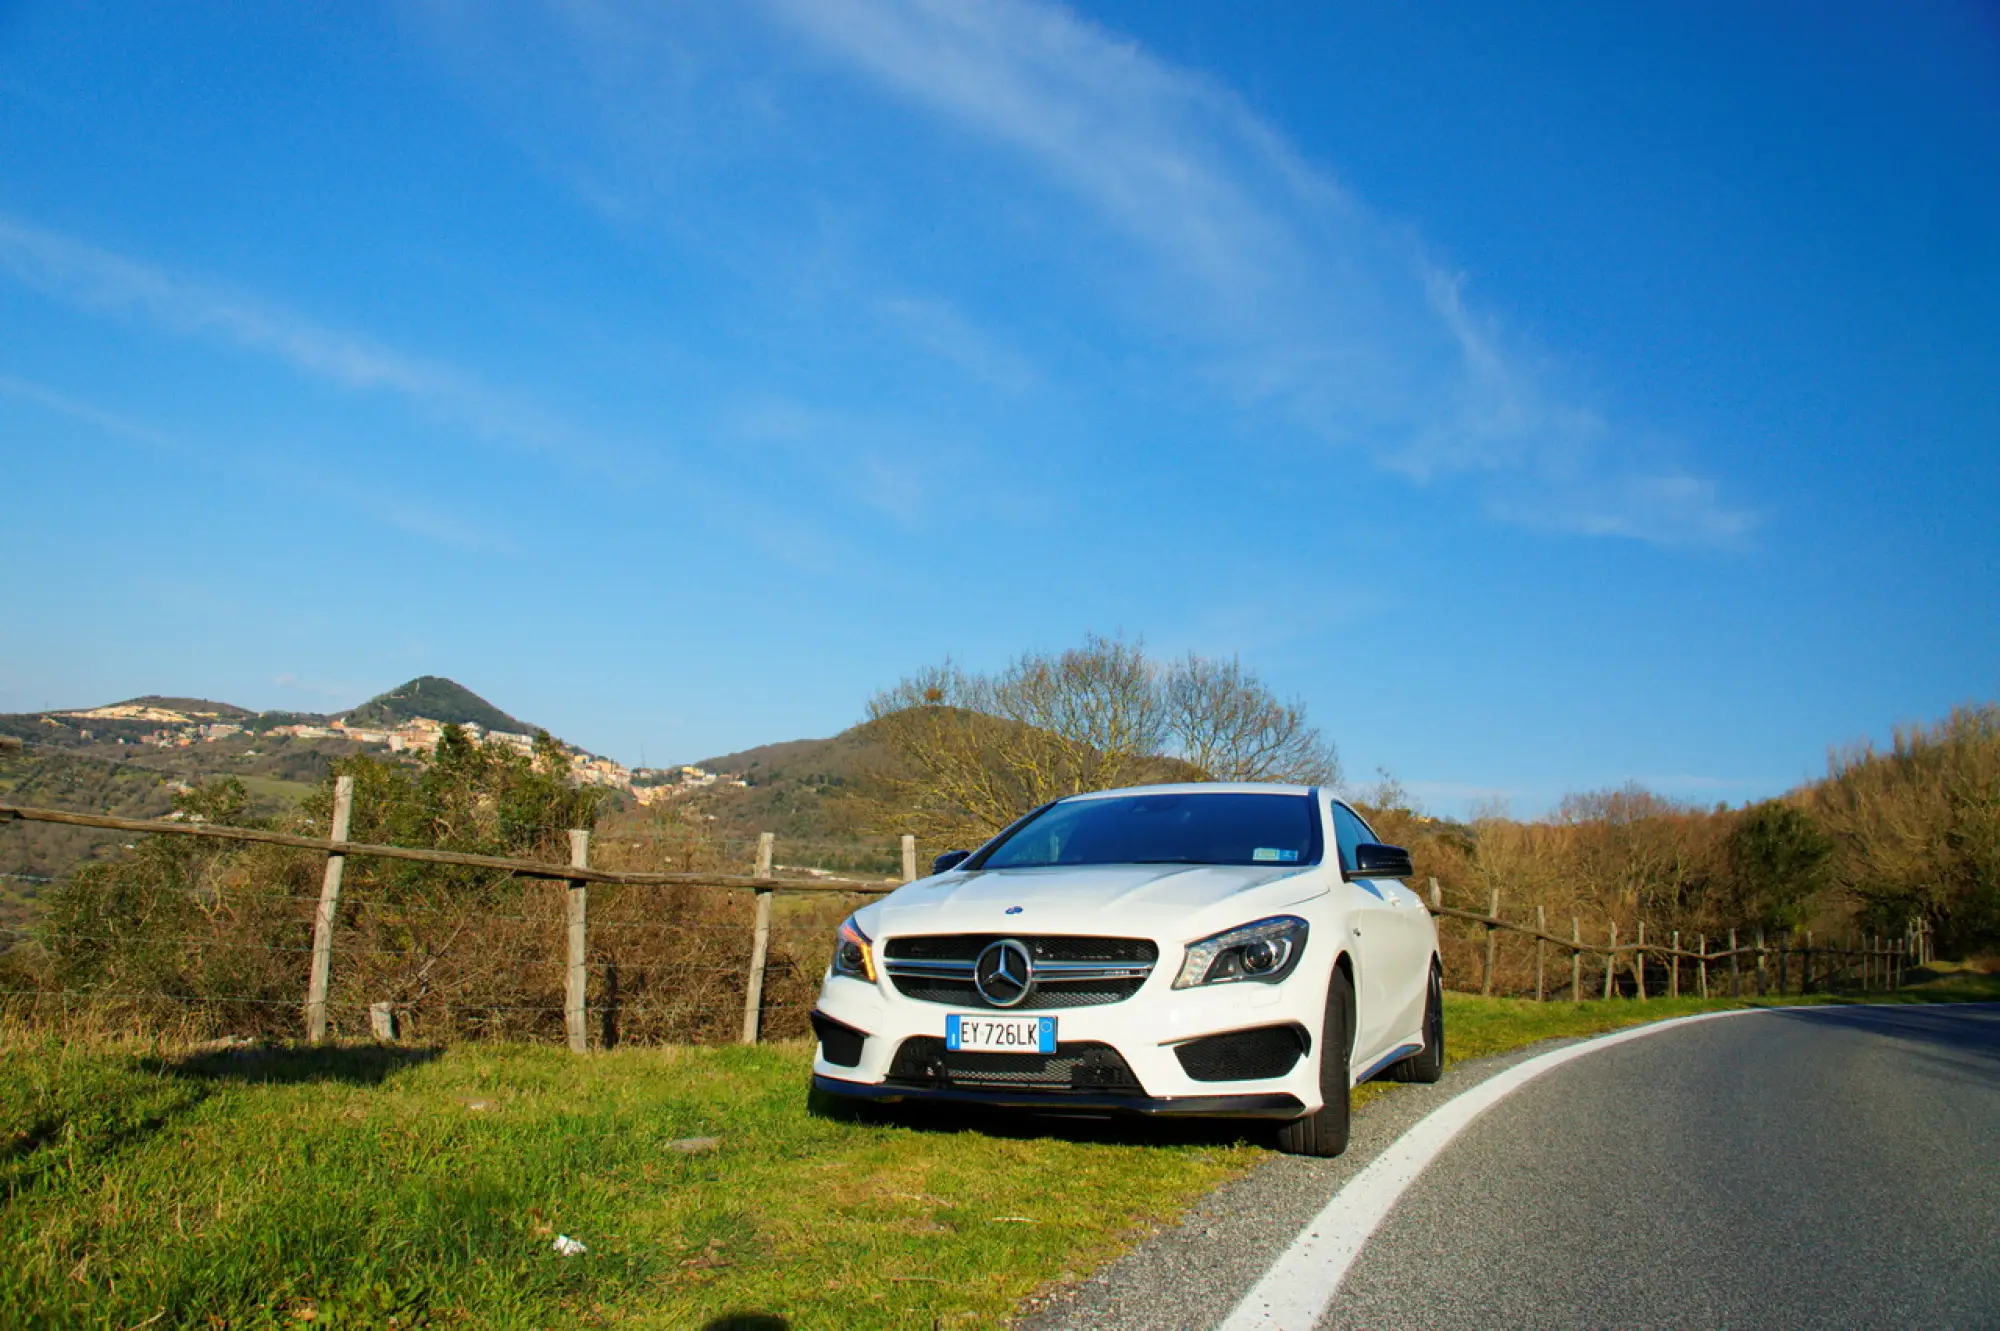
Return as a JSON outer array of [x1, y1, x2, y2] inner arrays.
[[0, 989, 831, 1020], [12, 932, 804, 976], [2, 765, 897, 1046]]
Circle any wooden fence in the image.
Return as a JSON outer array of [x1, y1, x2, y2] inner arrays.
[[1, 794, 1931, 1051], [1429, 880, 1931, 1003]]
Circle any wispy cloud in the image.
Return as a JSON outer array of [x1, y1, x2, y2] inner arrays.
[[724, 395, 1016, 533], [0, 366, 508, 552], [879, 295, 1038, 393], [0, 215, 574, 459], [271, 673, 356, 702], [760, 0, 1755, 547], [0, 372, 176, 449], [1633, 773, 1764, 795]]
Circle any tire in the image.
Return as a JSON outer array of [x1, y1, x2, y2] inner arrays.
[[1387, 964, 1445, 1084], [1275, 967, 1353, 1158]]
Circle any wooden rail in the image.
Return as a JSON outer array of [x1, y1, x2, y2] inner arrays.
[[1, 800, 1930, 1048], [0, 802, 898, 894], [1427, 877, 1925, 1001]]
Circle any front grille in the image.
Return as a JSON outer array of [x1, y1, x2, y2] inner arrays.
[[882, 935, 1158, 1010], [1173, 1024, 1310, 1083], [887, 1036, 1143, 1093]]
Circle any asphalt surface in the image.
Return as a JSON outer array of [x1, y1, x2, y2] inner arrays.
[[1020, 1004, 2000, 1331]]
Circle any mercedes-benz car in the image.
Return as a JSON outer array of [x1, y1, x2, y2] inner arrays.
[[807, 783, 1443, 1156]]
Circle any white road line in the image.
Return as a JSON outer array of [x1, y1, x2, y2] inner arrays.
[[1217, 1008, 1771, 1331]]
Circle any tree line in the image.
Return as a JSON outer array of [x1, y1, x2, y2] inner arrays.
[[853, 638, 1997, 963], [4, 639, 1991, 1036]]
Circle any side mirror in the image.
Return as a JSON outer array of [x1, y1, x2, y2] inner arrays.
[[1346, 841, 1414, 881], [931, 849, 972, 875]]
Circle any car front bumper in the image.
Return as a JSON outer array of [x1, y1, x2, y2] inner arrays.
[[810, 1071, 1305, 1118], [808, 957, 1332, 1118]]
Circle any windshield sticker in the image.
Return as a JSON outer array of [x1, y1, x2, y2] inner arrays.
[[1252, 848, 1300, 863]]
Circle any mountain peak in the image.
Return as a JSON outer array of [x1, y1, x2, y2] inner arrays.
[[342, 676, 533, 735]]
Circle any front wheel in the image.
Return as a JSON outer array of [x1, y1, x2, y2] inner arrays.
[[1386, 964, 1445, 1084], [1275, 967, 1353, 1157]]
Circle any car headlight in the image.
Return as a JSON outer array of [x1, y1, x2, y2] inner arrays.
[[1173, 915, 1309, 989], [831, 915, 876, 982]]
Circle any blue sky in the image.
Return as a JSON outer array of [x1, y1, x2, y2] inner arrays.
[[2, 1, 1995, 817]]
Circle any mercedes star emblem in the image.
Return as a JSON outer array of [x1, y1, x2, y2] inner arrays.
[[973, 938, 1035, 1007]]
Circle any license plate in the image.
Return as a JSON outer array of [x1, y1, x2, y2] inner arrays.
[[946, 1014, 1056, 1054]]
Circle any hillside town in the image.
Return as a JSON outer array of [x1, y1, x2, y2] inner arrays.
[[58, 703, 743, 800]]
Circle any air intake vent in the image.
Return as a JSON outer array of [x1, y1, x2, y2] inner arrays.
[[887, 1037, 1143, 1093], [1173, 1024, 1309, 1082], [810, 1011, 867, 1068]]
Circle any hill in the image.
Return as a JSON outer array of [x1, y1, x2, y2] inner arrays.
[[632, 721, 900, 872], [125, 696, 257, 719], [341, 677, 533, 734], [0, 675, 555, 898], [694, 722, 892, 789]]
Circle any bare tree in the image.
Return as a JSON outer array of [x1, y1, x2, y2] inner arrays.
[[856, 635, 1340, 847], [1165, 652, 1339, 785]]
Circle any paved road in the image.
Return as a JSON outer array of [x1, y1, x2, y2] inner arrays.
[[1022, 1004, 2000, 1331]]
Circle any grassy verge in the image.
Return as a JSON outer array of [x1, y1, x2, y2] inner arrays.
[[4, 969, 1990, 1329]]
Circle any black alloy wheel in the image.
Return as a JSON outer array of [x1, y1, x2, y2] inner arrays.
[[1387, 963, 1445, 1084], [1274, 966, 1353, 1157]]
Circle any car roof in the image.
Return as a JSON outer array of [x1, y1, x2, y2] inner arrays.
[[1062, 781, 1317, 801]]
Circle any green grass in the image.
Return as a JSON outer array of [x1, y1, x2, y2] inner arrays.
[[4, 967, 1990, 1329], [237, 774, 317, 812], [0, 1036, 1259, 1329]]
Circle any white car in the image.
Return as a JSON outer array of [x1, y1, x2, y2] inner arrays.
[[808, 783, 1444, 1156]]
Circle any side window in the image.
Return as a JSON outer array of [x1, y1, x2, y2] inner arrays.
[[1329, 802, 1374, 874]]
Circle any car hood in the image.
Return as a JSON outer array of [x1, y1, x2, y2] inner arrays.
[[867, 862, 1328, 939]]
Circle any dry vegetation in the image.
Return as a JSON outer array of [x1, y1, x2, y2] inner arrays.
[[1363, 704, 2000, 993], [0, 730, 864, 1045], [5, 682, 1993, 1037]]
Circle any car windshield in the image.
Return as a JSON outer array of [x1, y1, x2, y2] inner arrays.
[[976, 792, 1320, 869]]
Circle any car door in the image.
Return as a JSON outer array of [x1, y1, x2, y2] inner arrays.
[[1330, 801, 1431, 1062], [1329, 799, 1402, 1068]]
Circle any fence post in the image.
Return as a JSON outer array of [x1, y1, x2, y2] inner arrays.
[[1603, 921, 1617, 1000], [1803, 929, 1814, 993], [1534, 904, 1546, 1003], [1698, 933, 1709, 999], [1728, 928, 1740, 997], [1754, 928, 1767, 996], [1571, 917, 1582, 1002], [1430, 877, 1442, 912], [740, 832, 777, 1045], [1635, 921, 1648, 1002], [1480, 889, 1501, 996], [901, 834, 918, 883], [565, 830, 590, 1054], [1777, 931, 1788, 994], [1670, 930, 1680, 998], [305, 774, 355, 1043]]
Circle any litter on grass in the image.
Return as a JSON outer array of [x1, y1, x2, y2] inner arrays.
[[552, 1235, 587, 1257]]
